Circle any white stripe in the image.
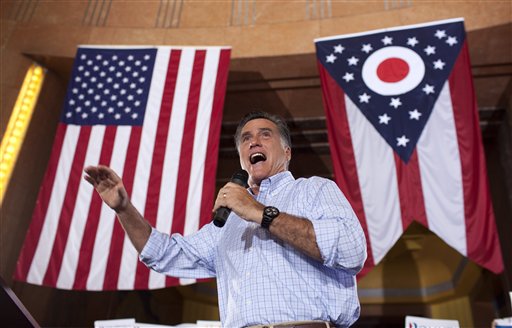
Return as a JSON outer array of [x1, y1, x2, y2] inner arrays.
[[86, 126, 132, 290], [56, 126, 105, 289], [177, 48, 221, 287], [27, 126, 81, 284], [345, 96, 403, 264], [148, 48, 195, 289], [184, 48, 220, 237], [417, 82, 466, 255], [117, 48, 171, 290]]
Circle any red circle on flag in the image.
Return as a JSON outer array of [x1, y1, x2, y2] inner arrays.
[[362, 46, 425, 96], [376, 58, 409, 83]]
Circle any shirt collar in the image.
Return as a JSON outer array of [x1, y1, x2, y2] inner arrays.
[[259, 170, 294, 192]]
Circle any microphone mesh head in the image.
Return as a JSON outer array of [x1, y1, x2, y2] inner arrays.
[[231, 170, 249, 187]]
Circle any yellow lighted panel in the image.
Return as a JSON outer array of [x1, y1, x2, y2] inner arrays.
[[0, 64, 45, 204]]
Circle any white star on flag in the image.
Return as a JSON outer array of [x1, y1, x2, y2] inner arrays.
[[446, 36, 458, 46], [422, 84, 435, 95], [390, 97, 402, 108], [378, 113, 391, 124], [334, 44, 345, 53], [359, 93, 371, 103], [361, 44, 373, 53], [433, 59, 446, 70], [396, 135, 410, 147], [407, 37, 419, 47], [409, 109, 422, 120], [326, 54, 337, 63], [347, 56, 359, 66], [342, 72, 354, 82], [424, 45, 436, 55], [435, 29, 447, 39], [381, 36, 393, 45]]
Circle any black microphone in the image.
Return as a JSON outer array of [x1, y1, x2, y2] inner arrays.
[[213, 169, 249, 227]]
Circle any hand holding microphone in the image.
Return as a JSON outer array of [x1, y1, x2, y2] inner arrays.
[[213, 170, 249, 227]]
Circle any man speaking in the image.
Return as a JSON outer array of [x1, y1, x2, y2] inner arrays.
[[84, 111, 367, 327]]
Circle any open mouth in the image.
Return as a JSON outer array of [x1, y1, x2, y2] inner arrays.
[[250, 152, 266, 164]]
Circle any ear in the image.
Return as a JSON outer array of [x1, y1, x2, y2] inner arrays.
[[285, 146, 291, 162]]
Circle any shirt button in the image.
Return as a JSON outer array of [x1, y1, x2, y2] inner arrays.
[[246, 272, 251, 277]]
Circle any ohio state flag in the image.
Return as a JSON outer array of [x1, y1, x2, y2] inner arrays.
[[315, 18, 503, 276]]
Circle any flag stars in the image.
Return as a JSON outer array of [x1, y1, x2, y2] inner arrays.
[[424, 45, 436, 55], [131, 113, 138, 119], [326, 54, 337, 63], [114, 113, 121, 120], [409, 109, 422, 120], [342, 72, 354, 82], [66, 112, 72, 118], [347, 56, 359, 66], [446, 36, 458, 46], [396, 135, 410, 147], [379, 113, 391, 125], [98, 113, 105, 119], [334, 44, 345, 54], [359, 93, 371, 103], [433, 59, 446, 70], [361, 43, 373, 53], [389, 97, 402, 109], [407, 37, 419, 47], [422, 84, 435, 95], [381, 36, 393, 45], [435, 29, 447, 39]]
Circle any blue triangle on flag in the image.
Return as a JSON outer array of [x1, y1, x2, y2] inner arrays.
[[316, 20, 466, 163]]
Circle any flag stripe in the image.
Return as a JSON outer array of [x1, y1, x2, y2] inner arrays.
[[27, 126, 81, 284], [394, 149, 428, 230], [103, 126, 142, 290], [168, 50, 206, 287], [43, 126, 92, 286], [88, 126, 132, 290], [449, 42, 503, 273], [317, 62, 375, 274], [134, 50, 181, 289], [417, 82, 466, 255], [56, 126, 107, 289], [198, 49, 231, 229], [15, 123, 68, 281], [345, 95, 403, 264], [73, 126, 116, 289]]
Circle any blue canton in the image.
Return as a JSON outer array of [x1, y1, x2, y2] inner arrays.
[[316, 20, 465, 162], [62, 47, 157, 126], [140, 171, 367, 327]]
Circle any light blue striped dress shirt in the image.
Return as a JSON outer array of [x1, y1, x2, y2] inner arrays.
[[140, 171, 367, 327]]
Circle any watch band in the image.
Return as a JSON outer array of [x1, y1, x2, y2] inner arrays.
[[261, 206, 279, 229]]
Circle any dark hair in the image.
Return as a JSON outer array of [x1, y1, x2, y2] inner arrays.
[[234, 111, 291, 151]]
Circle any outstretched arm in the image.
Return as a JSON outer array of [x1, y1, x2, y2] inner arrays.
[[84, 165, 151, 253]]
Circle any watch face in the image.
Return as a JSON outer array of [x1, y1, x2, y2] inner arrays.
[[264, 206, 279, 218]]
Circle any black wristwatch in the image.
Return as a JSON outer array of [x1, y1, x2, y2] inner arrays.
[[261, 206, 280, 229]]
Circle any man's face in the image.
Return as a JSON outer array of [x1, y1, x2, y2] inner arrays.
[[238, 118, 291, 186]]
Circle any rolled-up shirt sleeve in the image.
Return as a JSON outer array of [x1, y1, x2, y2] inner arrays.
[[307, 178, 367, 274], [139, 223, 219, 279]]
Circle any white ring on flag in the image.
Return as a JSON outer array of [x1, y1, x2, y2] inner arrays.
[[362, 46, 425, 96]]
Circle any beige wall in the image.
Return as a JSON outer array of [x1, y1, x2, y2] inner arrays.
[[1, 1, 511, 327]]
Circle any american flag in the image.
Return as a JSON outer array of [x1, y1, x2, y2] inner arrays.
[[315, 18, 503, 275], [14, 46, 231, 290]]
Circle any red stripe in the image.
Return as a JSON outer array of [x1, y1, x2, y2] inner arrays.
[[198, 49, 231, 229], [73, 126, 117, 289], [449, 41, 503, 273], [165, 50, 206, 287], [14, 123, 68, 281], [134, 50, 182, 289], [394, 149, 428, 230], [43, 126, 92, 286], [103, 127, 142, 290], [317, 60, 374, 278]]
